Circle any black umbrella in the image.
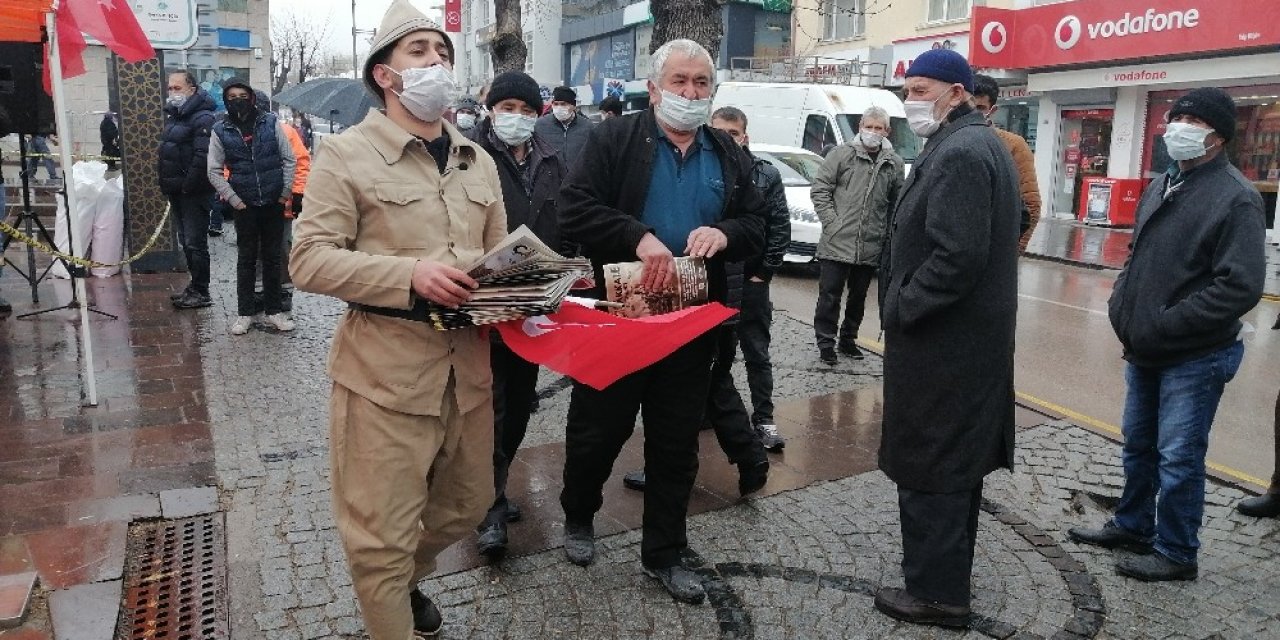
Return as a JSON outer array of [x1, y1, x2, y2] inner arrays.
[[273, 78, 378, 128]]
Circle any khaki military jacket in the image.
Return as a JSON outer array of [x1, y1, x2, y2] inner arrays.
[[291, 109, 507, 416]]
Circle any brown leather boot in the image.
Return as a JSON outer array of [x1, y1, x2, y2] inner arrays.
[[873, 587, 970, 628]]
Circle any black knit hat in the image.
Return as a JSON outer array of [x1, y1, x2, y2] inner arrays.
[[1168, 88, 1237, 143], [221, 77, 254, 104], [486, 71, 543, 113], [552, 86, 577, 104]]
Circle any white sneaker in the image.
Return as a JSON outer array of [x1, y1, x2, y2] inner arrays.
[[264, 313, 295, 332], [229, 316, 253, 335]]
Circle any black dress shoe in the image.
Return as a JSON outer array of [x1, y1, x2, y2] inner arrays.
[[409, 588, 444, 637], [873, 587, 970, 628], [172, 292, 213, 309], [738, 460, 768, 497], [819, 347, 837, 366], [623, 470, 646, 491], [1067, 521, 1153, 554], [1116, 551, 1197, 582], [643, 564, 706, 604], [1237, 492, 1280, 518], [838, 343, 865, 358], [564, 521, 595, 566], [505, 501, 522, 522], [476, 521, 507, 558]]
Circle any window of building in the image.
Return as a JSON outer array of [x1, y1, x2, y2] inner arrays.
[[822, 0, 865, 41], [524, 32, 534, 73], [217, 28, 250, 49], [927, 0, 971, 23]]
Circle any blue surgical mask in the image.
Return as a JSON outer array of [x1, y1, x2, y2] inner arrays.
[[1163, 122, 1215, 162], [493, 112, 537, 146]]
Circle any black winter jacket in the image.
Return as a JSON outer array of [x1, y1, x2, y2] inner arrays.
[[1108, 153, 1266, 368], [748, 154, 792, 280], [472, 117, 567, 252], [559, 109, 768, 305], [157, 89, 216, 196]]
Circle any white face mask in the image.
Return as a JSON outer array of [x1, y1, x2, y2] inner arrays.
[[552, 105, 574, 123], [904, 89, 955, 138], [655, 90, 711, 132], [1163, 122, 1215, 162], [166, 93, 188, 108], [859, 129, 884, 149], [493, 112, 537, 146], [455, 113, 476, 130], [383, 64, 459, 123]]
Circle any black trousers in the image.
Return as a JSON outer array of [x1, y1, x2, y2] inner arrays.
[[814, 260, 876, 351], [737, 278, 774, 426], [707, 326, 767, 467], [485, 336, 540, 526], [898, 482, 983, 607], [560, 333, 716, 568], [170, 193, 211, 296], [233, 203, 285, 317]]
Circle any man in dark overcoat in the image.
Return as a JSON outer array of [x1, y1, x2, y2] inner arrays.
[[874, 49, 1020, 629]]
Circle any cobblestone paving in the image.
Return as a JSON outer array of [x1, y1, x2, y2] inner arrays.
[[194, 238, 1279, 639]]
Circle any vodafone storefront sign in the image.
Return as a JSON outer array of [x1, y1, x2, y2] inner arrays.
[[970, 0, 1279, 70]]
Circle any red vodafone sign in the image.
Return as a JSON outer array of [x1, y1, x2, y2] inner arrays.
[[444, 0, 462, 33], [970, 0, 1280, 70]]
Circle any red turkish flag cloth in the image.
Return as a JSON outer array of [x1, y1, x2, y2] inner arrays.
[[443, 0, 462, 33], [495, 301, 737, 391], [44, 1, 89, 93], [67, 0, 154, 63]]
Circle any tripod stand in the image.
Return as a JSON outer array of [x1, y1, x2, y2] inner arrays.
[[0, 134, 116, 320]]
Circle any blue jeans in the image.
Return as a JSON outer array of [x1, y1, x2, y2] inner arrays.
[[1113, 341, 1244, 565]]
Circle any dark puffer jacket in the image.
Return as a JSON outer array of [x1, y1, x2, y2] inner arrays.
[[157, 89, 217, 196], [212, 112, 286, 208]]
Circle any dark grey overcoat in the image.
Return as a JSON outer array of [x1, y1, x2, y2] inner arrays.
[[877, 110, 1020, 493]]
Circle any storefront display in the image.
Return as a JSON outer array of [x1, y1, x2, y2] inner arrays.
[[1055, 109, 1113, 219]]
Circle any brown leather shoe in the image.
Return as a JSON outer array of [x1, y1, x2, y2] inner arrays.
[[873, 587, 970, 629]]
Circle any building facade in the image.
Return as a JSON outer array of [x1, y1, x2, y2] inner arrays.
[[970, 0, 1280, 231], [454, 0, 565, 97]]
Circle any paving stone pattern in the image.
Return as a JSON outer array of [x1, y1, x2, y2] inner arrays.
[[194, 237, 1280, 639]]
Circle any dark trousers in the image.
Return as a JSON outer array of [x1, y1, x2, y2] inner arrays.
[[898, 482, 983, 607], [232, 203, 285, 316], [208, 195, 224, 229], [738, 278, 774, 426], [170, 193, 211, 296], [485, 336, 540, 526], [814, 260, 876, 351], [560, 333, 716, 568], [707, 326, 767, 467]]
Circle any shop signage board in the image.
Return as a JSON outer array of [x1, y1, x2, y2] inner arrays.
[[890, 31, 969, 85], [970, 0, 1280, 70]]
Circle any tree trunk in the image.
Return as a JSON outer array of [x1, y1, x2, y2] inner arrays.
[[650, 0, 725, 61], [298, 42, 308, 84], [490, 0, 527, 75]]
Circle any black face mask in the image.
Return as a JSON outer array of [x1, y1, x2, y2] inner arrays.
[[227, 98, 255, 123]]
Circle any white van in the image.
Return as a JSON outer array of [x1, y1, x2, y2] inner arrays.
[[712, 82, 921, 167]]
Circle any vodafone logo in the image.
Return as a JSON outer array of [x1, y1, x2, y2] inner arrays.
[[1055, 15, 1082, 50], [980, 21, 1008, 54], [1055, 8, 1202, 50]]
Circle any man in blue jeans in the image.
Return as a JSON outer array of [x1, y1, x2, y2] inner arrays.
[[1069, 88, 1265, 582]]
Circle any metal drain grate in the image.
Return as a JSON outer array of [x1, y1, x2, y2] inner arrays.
[[117, 514, 229, 640]]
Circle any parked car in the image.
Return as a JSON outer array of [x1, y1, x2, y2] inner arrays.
[[750, 143, 826, 263]]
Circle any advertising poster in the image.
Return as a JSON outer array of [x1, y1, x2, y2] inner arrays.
[[1085, 181, 1113, 223], [569, 31, 636, 86]]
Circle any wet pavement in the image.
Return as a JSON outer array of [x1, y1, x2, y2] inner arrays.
[[1, 227, 1278, 638], [1024, 217, 1280, 297]]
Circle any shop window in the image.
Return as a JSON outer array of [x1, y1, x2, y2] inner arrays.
[[524, 32, 534, 73], [803, 115, 836, 156], [822, 0, 865, 41], [927, 0, 971, 23]]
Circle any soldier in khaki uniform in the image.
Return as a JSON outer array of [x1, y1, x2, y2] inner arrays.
[[289, 1, 506, 637]]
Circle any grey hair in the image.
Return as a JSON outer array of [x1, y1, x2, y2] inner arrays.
[[648, 39, 715, 85], [860, 106, 891, 128]]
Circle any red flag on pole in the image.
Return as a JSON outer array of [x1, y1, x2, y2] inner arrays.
[[67, 0, 154, 62], [495, 302, 737, 391], [43, 2, 88, 93], [443, 0, 462, 33]]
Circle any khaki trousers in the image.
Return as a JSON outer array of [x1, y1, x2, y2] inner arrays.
[[330, 379, 494, 640]]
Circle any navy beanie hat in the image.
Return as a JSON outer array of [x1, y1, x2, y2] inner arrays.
[[1169, 88, 1237, 143], [904, 49, 974, 93]]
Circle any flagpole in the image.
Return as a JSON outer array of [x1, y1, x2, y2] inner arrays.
[[46, 2, 100, 407]]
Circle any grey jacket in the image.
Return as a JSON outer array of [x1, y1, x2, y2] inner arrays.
[[810, 138, 904, 265], [535, 112, 593, 171], [1108, 153, 1266, 368]]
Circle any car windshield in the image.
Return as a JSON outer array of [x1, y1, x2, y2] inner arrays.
[[835, 114, 922, 164], [754, 150, 824, 187]]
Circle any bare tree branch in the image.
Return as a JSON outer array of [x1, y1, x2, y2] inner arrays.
[[271, 10, 333, 94]]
